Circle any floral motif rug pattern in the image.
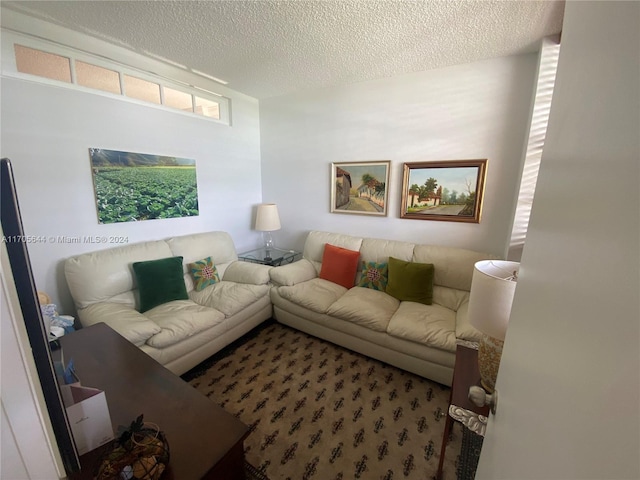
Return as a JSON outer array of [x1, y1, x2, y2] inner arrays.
[[183, 321, 461, 480]]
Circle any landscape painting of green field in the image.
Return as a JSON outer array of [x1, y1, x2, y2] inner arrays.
[[89, 148, 199, 224]]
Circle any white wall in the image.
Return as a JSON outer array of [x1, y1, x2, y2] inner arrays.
[[1, 73, 262, 316], [259, 54, 537, 257], [2, 10, 539, 316], [476, 2, 639, 479]]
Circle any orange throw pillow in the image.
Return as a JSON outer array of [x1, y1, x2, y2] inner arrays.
[[318, 244, 360, 289]]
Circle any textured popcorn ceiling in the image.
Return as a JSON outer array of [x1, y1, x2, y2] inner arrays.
[[3, 1, 564, 99]]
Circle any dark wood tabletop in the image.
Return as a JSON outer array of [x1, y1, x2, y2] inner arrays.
[[60, 322, 248, 480], [451, 344, 491, 416]]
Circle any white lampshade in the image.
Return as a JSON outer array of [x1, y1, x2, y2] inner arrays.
[[468, 260, 520, 340], [255, 204, 281, 232]]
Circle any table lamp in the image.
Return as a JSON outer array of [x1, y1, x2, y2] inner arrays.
[[467, 259, 519, 393], [255, 203, 281, 261]]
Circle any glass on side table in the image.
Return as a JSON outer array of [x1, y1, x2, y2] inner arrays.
[[238, 247, 301, 266]]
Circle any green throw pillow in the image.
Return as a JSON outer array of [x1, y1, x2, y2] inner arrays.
[[358, 261, 388, 291], [132, 256, 188, 313], [189, 256, 220, 291], [385, 257, 434, 305]]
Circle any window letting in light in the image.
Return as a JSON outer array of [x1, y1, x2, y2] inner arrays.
[[195, 96, 220, 119], [14, 44, 71, 83], [6, 34, 230, 125], [76, 61, 121, 94], [123, 75, 161, 104], [508, 37, 560, 261], [164, 86, 193, 112]]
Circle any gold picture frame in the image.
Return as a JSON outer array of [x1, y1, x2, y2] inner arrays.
[[331, 161, 391, 216], [400, 159, 487, 223]]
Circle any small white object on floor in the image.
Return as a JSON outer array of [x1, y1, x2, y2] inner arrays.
[[50, 326, 65, 338]]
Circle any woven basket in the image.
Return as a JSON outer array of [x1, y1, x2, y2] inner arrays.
[[94, 424, 170, 480]]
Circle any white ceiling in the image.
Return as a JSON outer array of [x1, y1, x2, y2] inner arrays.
[[2, 1, 565, 99]]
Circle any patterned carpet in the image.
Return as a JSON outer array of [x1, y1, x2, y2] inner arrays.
[[183, 320, 461, 480]]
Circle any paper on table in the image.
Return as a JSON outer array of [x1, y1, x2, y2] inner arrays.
[[58, 357, 115, 455]]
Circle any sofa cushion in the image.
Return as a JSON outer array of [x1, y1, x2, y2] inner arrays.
[[318, 244, 360, 289], [278, 278, 346, 314], [358, 238, 414, 263], [454, 300, 482, 342], [167, 231, 237, 272], [269, 259, 317, 286], [167, 231, 238, 291], [78, 302, 161, 346], [357, 261, 388, 291], [65, 239, 173, 309], [412, 245, 496, 291], [189, 281, 270, 317], [326, 287, 399, 332], [303, 231, 364, 274], [386, 257, 434, 305], [189, 256, 220, 291], [387, 302, 457, 352], [145, 300, 225, 348], [222, 261, 271, 285], [433, 285, 470, 312], [132, 256, 189, 312]]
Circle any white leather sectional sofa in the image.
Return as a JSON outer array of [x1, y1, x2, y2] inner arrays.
[[269, 231, 495, 386], [65, 229, 495, 386], [64, 232, 272, 375]]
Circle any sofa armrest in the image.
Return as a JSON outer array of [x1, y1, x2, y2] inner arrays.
[[269, 259, 317, 286], [222, 261, 272, 285], [455, 300, 482, 342], [78, 303, 161, 346]]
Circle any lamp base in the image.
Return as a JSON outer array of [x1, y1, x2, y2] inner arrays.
[[477, 334, 504, 393], [262, 231, 274, 249], [262, 232, 275, 261]]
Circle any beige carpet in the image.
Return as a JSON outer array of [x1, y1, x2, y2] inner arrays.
[[183, 321, 462, 480]]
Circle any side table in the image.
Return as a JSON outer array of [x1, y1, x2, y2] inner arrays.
[[238, 246, 301, 266], [436, 341, 490, 480]]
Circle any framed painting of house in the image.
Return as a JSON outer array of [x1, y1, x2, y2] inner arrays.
[[331, 161, 391, 216], [400, 159, 487, 223]]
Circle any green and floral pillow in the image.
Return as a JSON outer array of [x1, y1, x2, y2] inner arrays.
[[189, 256, 220, 291], [357, 261, 389, 291]]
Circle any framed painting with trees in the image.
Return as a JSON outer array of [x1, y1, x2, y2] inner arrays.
[[331, 161, 391, 216], [400, 159, 487, 223]]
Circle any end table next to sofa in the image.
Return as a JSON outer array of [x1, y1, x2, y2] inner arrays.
[[238, 247, 301, 266], [436, 341, 490, 480]]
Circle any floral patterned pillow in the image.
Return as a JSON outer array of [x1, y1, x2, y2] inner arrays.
[[357, 261, 388, 291], [189, 256, 220, 291]]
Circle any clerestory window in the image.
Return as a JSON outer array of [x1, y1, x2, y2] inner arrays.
[[5, 34, 230, 125]]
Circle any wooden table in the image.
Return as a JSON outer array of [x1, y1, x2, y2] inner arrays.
[[61, 323, 249, 480], [436, 342, 490, 480]]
